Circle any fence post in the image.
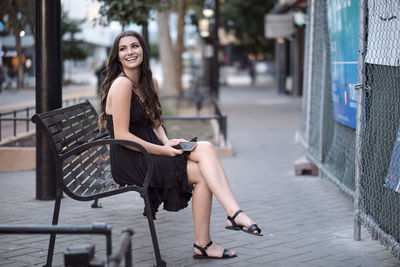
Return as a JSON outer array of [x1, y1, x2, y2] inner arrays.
[[354, 0, 367, 241], [318, 11, 329, 165], [13, 111, 17, 137], [305, 0, 315, 148], [26, 108, 29, 132]]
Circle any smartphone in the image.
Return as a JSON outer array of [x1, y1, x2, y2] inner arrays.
[[173, 141, 197, 151]]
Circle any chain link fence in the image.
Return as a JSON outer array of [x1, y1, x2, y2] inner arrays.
[[299, 0, 400, 259], [299, 0, 356, 197]]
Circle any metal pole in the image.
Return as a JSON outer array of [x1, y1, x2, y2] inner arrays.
[[35, 0, 62, 200], [318, 8, 330, 165], [318, 46, 327, 164], [13, 111, 17, 137], [211, 0, 220, 99], [26, 108, 29, 131], [354, 0, 367, 241], [305, 0, 315, 149]]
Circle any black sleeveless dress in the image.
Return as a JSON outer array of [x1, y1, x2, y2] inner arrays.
[[105, 91, 193, 217]]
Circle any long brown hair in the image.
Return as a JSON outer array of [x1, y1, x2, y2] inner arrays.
[[98, 30, 162, 130]]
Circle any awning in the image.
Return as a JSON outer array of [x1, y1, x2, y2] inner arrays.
[[264, 12, 295, 38], [264, 0, 307, 39]]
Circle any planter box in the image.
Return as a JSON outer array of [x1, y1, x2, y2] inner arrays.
[[0, 147, 35, 172], [0, 132, 36, 172]]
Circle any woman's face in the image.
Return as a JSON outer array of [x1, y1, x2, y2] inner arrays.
[[118, 36, 143, 70]]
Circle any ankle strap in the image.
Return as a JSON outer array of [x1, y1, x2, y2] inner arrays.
[[193, 240, 213, 256], [231, 209, 243, 220], [203, 240, 213, 250]]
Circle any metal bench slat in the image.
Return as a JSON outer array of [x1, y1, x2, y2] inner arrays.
[[54, 119, 98, 149], [63, 147, 110, 194]]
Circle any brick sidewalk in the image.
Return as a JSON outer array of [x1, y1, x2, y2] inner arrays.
[[0, 84, 399, 267]]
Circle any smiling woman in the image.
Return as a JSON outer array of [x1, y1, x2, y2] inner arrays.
[[118, 36, 143, 72], [98, 30, 262, 261]]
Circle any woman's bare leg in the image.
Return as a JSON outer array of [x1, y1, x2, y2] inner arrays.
[[187, 160, 236, 257], [188, 141, 258, 232]]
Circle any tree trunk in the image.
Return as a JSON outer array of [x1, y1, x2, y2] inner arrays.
[[142, 20, 149, 48], [15, 32, 24, 89], [176, 0, 187, 95], [157, 11, 179, 96]]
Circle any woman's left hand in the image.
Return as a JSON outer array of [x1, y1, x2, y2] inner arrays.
[[165, 138, 188, 147]]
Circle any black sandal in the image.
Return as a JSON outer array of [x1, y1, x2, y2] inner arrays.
[[193, 241, 237, 259], [225, 209, 263, 236]]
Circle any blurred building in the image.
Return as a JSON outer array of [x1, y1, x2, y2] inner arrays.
[[0, 35, 35, 71], [0, 0, 120, 86], [61, 0, 120, 83], [59, 0, 165, 84], [265, 0, 307, 96]]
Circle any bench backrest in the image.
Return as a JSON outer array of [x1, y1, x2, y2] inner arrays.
[[32, 101, 123, 200], [32, 101, 101, 156]]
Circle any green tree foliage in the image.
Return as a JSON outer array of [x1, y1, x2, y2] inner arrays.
[[61, 10, 89, 61], [96, 0, 203, 95], [220, 0, 275, 56], [96, 0, 157, 30], [0, 0, 34, 33]]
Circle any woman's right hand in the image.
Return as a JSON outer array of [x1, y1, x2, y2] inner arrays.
[[162, 139, 185, 157]]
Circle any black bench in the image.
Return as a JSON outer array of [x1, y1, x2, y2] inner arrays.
[[32, 100, 166, 267]]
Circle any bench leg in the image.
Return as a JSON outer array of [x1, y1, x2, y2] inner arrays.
[[144, 196, 166, 267], [44, 188, 62, 267], [91, 198, 102, 208]]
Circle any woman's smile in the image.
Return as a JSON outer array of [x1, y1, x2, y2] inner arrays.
[[118, 36, 143, 69]]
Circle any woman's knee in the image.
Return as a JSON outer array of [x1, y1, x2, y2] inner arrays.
[[196, 141, 215, 152]]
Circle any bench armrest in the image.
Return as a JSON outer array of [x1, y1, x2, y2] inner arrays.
[[60, 138, 154, 194]]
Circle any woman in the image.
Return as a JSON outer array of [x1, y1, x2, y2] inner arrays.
[[99, 31, 262, 259]]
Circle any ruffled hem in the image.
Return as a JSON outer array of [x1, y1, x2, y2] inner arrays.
[[144, 154, 193, 219]]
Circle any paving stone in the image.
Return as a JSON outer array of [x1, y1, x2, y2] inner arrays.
[[285, 250, 334, 263], [7, 254, 44, 265]]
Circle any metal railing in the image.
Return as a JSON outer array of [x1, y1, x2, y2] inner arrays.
[[162, 94, 228, 145], [109, 229, 134, 267], [0, 97, 93, 142], [0, 223, 135, 267], [0, 223, 112, 266], [0, 106, 36, 141], [1, 94, 228, 146]]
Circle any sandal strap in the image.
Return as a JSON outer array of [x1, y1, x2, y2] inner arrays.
[[193, 240, 213, 256], [248, 224, 261, 234], [203, 240, 213, 250], [231, 209, 243, 220], [227, 209, 243, 226], [222, 248, 231, 258]]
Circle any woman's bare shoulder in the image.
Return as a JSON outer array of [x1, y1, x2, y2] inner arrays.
[[113, 76, 132, 87], [109, 76, 131, 91], [108, 76, 132, 101]]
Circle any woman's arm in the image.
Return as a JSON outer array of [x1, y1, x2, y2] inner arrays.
[[151, 77, 187, 147], [154, 124, 169, 145], [151, 77, 169, 144], [109, 77, 182, 157]]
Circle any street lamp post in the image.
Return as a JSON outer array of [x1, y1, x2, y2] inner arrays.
[[35, 0, 62, 200], [201, 0, 220, 99], [211, 0, 219, 99]]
